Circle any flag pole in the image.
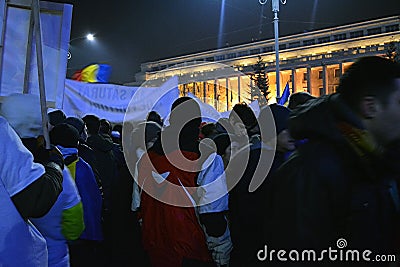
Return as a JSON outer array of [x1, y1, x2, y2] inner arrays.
[[259, 0, 287, 100], [32, 0, 50, 149]]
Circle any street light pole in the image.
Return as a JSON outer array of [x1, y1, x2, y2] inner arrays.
[[259, 0, 286, 99], [68, 33, 95, 60], [69, 33, 95, 43]]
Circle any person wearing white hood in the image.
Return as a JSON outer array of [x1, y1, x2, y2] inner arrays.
[[0, 93, 84, 267]]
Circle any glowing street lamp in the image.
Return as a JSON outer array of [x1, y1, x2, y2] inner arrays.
[[86, 33, 95, 41], [259, 0, 287, 99], [68, 33, 95, 60]]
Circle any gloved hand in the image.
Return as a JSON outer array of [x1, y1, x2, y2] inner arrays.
[[35, 139, 64, 170], [46, 145, 64, 170]]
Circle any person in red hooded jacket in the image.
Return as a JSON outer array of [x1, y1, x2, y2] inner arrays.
[[137, 97, 231, 267]]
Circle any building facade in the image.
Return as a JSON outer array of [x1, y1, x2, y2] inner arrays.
[[135, 16, 400, 112]]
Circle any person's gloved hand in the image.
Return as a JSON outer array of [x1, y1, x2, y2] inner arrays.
[[34, 139, 64, 170], [46, 145, 64, 170]]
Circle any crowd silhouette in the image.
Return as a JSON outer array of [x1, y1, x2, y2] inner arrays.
[[1, 56, 400, 267]]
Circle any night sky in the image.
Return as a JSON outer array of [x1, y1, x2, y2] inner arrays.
[[66, 0, 400, 84]]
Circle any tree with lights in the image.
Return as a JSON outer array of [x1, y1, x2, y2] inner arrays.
[[386, 41, 399, 63], [250, 55, 270, 106]]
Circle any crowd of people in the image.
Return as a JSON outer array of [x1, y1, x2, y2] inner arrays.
[[1, 55, 400, 267]]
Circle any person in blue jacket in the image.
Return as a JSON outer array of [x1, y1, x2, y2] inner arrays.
[[0, 94, 64, 266], [50, 123, 104, 267], [1, 93, 85, 267]]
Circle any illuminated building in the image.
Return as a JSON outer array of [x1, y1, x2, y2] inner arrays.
[[134, 16, 400, 111]]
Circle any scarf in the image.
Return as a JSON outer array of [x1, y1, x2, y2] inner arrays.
[[337, 121, 382, 160]]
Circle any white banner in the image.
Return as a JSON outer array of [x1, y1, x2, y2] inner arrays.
[[125, 76, 180, 123], [63, 77, 179, 123], [0, 1, 72, 105], [249, 99, 260, 118], [187, 92, 221, 123]]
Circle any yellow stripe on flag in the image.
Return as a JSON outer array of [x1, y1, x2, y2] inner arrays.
[[81, 64, 99, 83]]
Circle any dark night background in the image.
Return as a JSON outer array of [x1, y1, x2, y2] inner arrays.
[[65, 0, 400, 84]]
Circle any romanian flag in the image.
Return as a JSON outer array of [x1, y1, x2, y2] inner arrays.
[[72, 64, 112, 83]]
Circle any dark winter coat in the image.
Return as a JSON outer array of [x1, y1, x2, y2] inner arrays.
[[78, 141, 102, 191], [266, 94, 399, 258], [86, 133, 118, 211], [227, 137, 282, 267]]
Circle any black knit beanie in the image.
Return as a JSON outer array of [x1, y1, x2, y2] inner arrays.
[[48, 110, 66, 126], [50, 123, 80, 148], [269, 104, 291, 135], [65, 117, 85, 134]]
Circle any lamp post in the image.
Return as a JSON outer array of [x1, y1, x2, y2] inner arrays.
[[86, 33, 95, 41], [68, 33, 95, 60], [259, 0, 286, 99]]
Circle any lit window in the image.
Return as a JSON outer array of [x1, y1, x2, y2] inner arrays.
[[318, 70, 323, 79], [334, 69, 341, 78]]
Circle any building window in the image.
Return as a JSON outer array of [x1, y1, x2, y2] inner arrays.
[[318, 36, 331, 44], [303, 72, 307, 82], [289, 41, 301, 48], [263, 46, 273, 52], [333, 33, 347, 41], [319, 87, 325, 96], [385, 24, 400, 33], [238, 51, 249, 57], [303, 39, 315, 46], [250, 48, 260, 55], [366, 45, 377, 52], [334, 68, 341, 78], [350, 30, 364, 38], [367, 27, 382, 35], [318, 70, 323, 79], [215, 55, 225, 61], [227, 53, 236, 59], [279, 44, 287, 50], [206, 57, 214, 62], [289, 74, 293, 82]]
